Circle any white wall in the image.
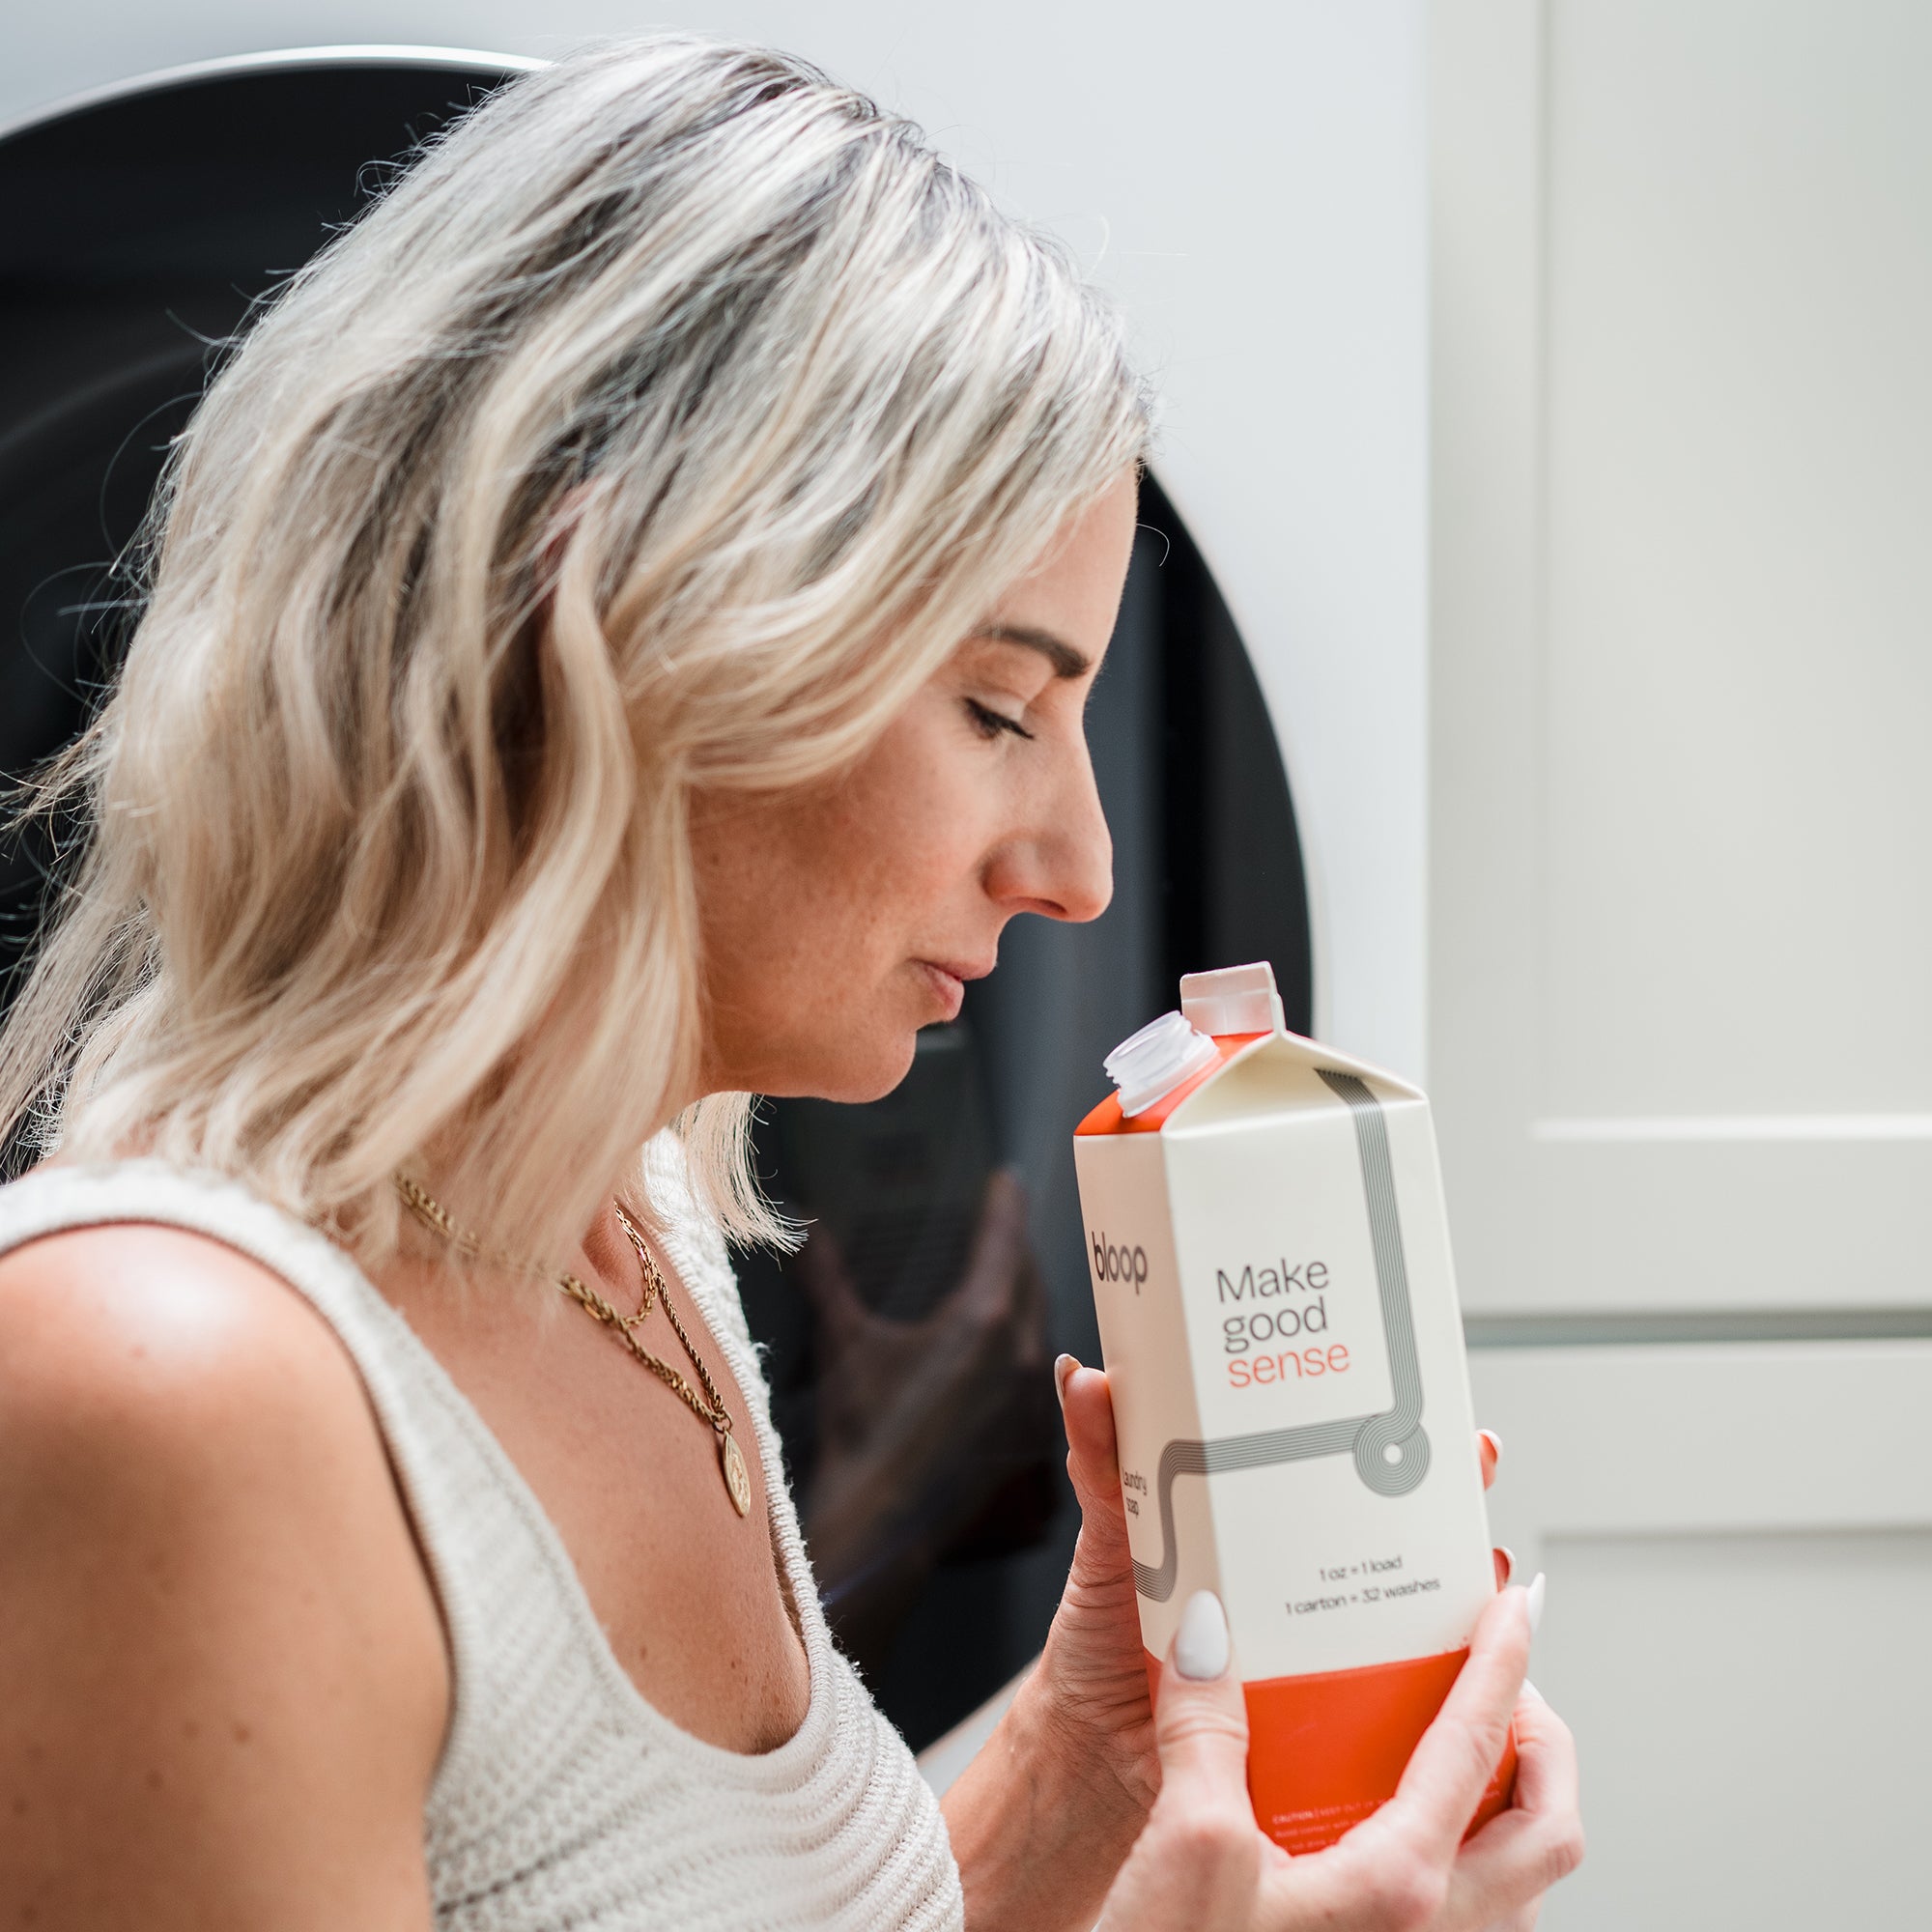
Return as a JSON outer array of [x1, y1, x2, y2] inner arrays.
[[0, 0, 1435, 1081]]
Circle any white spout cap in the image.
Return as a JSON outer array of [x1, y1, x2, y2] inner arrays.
[[1103, 1010, 1219, 1117], [1179, 961, 1286, 1038]]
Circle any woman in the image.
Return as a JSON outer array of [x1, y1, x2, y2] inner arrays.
[[0, 36, 1579, 1931]]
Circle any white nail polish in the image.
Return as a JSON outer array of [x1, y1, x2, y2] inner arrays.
[[1526, 1572, 1546, 1634], [1175, 1590, 1231, 1681]]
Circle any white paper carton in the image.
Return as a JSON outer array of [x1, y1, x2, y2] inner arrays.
[[1073, 963, 1513, 1852]]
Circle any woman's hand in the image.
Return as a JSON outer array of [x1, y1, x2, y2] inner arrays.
[[1098, 1585, 1582, 1931], [1032, 1367, 1520, 1832], [942, 1360, 1569, 1932], [1026, 1356, 1168, 1796], [937, 1355, 1151, 1930]]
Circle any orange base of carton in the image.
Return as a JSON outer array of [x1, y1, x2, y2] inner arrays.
[[1145, 1647, 1518, 1855]]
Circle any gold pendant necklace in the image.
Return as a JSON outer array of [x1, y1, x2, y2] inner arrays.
[[395, 1176, 752, 1519], [611, 1204, 753, 1519]]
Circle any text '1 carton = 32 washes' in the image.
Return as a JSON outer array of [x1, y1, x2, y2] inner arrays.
[[1072, 962, 1515, 1854]]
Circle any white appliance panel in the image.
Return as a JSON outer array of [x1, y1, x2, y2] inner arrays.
[[0, 0, 1433, 1086], [1471, 1341, 1932, 1929], [1431, 0, 1932, 1315]]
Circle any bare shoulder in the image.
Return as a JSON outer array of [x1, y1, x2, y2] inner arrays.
[[1, 1218, 376, 1425], [0, 1221, 437, 1561], [0, 1221, 446, 1930]]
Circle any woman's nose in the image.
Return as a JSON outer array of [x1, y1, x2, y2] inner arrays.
[[985, 750, 1114, 923]]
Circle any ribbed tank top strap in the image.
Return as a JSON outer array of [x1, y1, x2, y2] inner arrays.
[[0, 1159, 582, 1819]]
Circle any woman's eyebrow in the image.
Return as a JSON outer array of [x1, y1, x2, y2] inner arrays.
[[972, 623, 1092, 679]]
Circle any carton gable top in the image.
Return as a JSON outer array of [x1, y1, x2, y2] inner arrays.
[[1167, 1029, 1423, 1136], [1075, 1025, 1421, 1139]]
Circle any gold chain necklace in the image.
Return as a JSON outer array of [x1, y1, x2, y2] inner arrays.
[[394, 1174, 752, 1518]]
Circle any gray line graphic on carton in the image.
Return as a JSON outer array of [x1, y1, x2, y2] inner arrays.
[[1131, 1070, 1431, 1605]]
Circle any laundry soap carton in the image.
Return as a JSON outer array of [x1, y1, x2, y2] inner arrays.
[[1073, 962, 1513, 1854]]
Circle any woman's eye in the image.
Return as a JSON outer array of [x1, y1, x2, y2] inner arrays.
[[965, 697, 1035, 742]]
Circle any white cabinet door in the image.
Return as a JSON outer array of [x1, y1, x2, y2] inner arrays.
[[1471, 1342, 1932, 1927], [1431, 0, 1932, 1318]]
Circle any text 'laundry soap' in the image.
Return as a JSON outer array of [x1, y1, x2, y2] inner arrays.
[[1072, 962, 1514, 1854]]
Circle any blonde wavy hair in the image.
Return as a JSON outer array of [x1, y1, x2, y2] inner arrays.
[[0, 36, 1150, 1267]]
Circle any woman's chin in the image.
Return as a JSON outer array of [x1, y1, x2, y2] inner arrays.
[[753, 1029, 920, 1105], [829, 1037, 922, 1104]]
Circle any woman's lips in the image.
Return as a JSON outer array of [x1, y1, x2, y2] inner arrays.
[[914, 959, 976, 1020], [916, 961, 965, 1019]]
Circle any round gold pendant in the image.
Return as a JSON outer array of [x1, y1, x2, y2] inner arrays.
[[721, 1431, 753, 1518]]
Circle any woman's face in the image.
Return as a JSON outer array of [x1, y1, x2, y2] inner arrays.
[[692, 469, 1138, 1103]]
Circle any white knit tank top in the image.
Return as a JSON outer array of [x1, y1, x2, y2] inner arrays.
[[0, 1153, 965, 1931]]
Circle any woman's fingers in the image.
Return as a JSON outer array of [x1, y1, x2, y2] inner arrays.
[[1507, 1681, 1578, 1816], [1097, 1592, 1263, 1931], [1053, 1357, 1145, 1644], [1369, 1585, 1533, 1865], [1480, 1435, 1505, 1585], [1158, 1592, 1247, 1761], [1285, 1589, 1528, 1931], [1057, 1355, 1122, 1505], [1441, 1681, 1584, 1925], [1101, 1582, 1578, 1932], [1480, 1909, 1545, 1932]]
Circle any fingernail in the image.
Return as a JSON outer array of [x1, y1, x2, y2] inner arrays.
[[1521, 1677, 1547, 1704], [1054, 1353, 1076, 1403], [1174, 1590, 1231, 1681], [1479, 1429, 1503, 1468], [1526, 1572, 1546, 1634], [1493, 1545, 1515, 1586]]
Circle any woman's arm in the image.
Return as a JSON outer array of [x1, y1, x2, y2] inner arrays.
[[0, 1227, 449, 1930], [939, 1662, 1150, 1932]]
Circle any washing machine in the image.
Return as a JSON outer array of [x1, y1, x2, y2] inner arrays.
[[0, 42, 1364, 1754]]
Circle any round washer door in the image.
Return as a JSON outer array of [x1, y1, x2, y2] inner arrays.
[[0, 51, 1313, 1752]]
